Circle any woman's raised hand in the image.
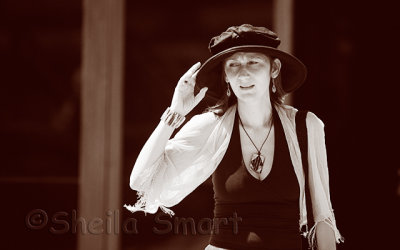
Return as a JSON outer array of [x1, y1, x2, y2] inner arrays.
[[170, 62, 208, 116]]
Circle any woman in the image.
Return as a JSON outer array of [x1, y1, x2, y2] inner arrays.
[[125, 24, 343, 249]]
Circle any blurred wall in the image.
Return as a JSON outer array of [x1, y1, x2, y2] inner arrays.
[[294, 1, 399, 249], [0, 0, 81, 250]]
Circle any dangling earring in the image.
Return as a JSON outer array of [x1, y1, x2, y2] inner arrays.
[[226, 83, 231, 97], [271, 78, 277, 93]]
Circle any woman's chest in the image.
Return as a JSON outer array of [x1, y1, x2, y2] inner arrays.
[[212, 121, 299, 203], [239, 126, 275, 181]]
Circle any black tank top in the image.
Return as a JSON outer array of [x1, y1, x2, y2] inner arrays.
[[209, 106, 301, 250]]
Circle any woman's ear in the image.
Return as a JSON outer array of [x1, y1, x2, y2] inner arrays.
[[223, 71, 229, 83], [271, 58, 282, 78]]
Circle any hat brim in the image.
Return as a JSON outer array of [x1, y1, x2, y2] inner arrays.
[[195, 45, 307, 104]]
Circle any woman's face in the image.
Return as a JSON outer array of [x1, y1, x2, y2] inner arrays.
[[224, 52, 279, 103]]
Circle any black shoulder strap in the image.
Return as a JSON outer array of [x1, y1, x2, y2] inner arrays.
[[295, 110, 314, 233]]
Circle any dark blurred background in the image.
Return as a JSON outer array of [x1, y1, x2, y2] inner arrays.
[[0, 0, 398, 249]]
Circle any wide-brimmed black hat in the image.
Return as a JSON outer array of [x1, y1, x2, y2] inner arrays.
[[196, 24, 307, 103]]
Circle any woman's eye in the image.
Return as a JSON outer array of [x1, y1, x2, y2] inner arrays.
[[248, 61, 258, 65], [228, 62, 240, 67]]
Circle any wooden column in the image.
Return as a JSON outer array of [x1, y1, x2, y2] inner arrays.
[[78, 0, 125, 249], [273, 0, 294, 105]]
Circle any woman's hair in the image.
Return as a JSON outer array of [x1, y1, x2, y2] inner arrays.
[[205, 57, 286, 116]]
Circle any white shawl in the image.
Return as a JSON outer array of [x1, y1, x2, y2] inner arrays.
[[125, 103, 344, 247]]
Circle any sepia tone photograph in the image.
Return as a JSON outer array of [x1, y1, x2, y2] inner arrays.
[[1, 0, 398, 249]]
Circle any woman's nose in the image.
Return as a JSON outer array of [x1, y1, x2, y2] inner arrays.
[[237, 65, 250, 78], [238, 64, 249, 75]]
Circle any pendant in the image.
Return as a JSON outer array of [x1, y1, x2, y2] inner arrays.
[[250, 153, 265, 174]]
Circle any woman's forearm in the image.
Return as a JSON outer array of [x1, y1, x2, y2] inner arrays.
[[316, 221, 336, 250], [129, 119, 175, 189], [129, 62, 207, 189]]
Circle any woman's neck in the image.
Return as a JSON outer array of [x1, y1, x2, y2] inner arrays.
[[237, 97, 273, 129]]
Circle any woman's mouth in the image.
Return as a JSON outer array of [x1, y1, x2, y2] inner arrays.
[[240, 85, 254, 89]]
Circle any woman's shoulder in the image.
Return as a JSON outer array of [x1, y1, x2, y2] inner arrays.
[[190, 104, 236, 124], [189, 110, 219, 126], [277, 104, 324, 129], [176, 105, 236, 137], [176, 110, 220, 136], [277, 103, 298, 121], [306, 111, 325, 130]]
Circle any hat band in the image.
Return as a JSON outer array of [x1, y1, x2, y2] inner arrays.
[[210, 34, 280, 55]]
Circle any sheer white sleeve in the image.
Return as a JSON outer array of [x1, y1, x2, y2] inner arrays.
[[306, 112, 345, 247], [125, 106, 236, 216]]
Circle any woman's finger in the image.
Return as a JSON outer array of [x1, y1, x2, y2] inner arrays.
[[182, 62, 201, 79], [192, 69, 199, 80]]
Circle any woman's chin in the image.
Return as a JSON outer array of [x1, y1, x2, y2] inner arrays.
[[236, 91, 271, 103], [236, 94, 259, 102]]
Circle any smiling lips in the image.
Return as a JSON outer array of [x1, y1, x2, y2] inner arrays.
[[240, 85, 255, 89]]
